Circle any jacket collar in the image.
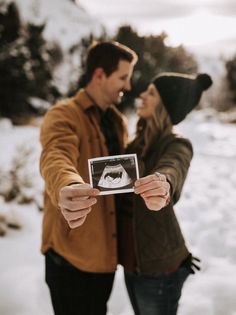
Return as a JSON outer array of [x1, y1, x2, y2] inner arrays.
[[74, 89, 95, 111]]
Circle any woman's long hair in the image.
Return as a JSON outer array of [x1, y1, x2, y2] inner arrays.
[[130, 100, 173, 158]]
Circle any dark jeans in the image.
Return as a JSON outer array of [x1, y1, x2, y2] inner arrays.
[[125, 266, 190, 315], [45, 250, 115, 315]]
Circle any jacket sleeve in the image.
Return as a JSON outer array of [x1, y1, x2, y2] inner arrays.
[[40, 103, 84, 207], [155, 136, 193, 204]]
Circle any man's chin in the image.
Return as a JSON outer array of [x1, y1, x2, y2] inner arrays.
[[110, 92, 124, 105], [113, 96, 123, 105], [115, 91, 125, 105]]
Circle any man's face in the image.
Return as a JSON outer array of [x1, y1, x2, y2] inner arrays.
[[100, 60, 134, 107]]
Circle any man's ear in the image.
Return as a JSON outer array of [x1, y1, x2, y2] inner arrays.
[[93, 67, 105, 81]]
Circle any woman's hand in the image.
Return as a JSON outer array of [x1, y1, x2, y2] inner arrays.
[[134, 173, 170, 211]]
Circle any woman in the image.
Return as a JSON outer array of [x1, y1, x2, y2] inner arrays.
[[117, 72, 212, 315]]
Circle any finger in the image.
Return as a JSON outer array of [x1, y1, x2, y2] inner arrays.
[[153, 172, 166, 182], [60, 197, 97, 211], [135, 174, 157, 187], [134, 181, 170, 195], [141, 187, 169, 198], [72, 196, 89, 201], [143, 196, 167, 211], [60, 186, 99, 199], [68, 215, 87, 229], [69, 187, 99, 198], [135, 174, 166, 187], [62, 207, 92, 221]]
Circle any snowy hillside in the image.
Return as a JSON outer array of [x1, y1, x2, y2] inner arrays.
[[1, 0, 104, 95], [187, 37, 236, 83], [4, 0, 103, 50]]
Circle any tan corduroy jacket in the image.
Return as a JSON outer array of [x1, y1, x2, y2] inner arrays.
[[40, 89, 128, 273]]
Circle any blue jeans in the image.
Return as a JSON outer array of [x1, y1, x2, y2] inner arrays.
[[125, 266, 190, 315]]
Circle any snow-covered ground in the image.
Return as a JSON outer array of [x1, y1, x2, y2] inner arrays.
[[0, 109, 236, 315]]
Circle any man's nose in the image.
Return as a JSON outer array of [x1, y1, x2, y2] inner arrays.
[[124, 80, 131, 91]]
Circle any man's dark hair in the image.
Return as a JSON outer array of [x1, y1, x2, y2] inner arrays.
[[84, 41, 138, 84]]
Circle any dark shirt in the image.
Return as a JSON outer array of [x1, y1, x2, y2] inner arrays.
[[98, 107, 120, 156]]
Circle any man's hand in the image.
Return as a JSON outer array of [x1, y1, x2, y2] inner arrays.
[[134, 173, 170, 211], [58, 184, 100, 229]]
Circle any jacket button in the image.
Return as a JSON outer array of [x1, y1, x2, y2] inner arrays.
[[112, 233, 117, 238], [110, 211, 114, 215]]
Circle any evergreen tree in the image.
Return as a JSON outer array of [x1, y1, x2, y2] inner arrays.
[[0, 2, 61, 121], [25, 23, 61, 103], [114, 25, 198, 109], [0, 2, 20, 45], [69, 25, 198, 111], [0, 1, 29, 120], [68, 30, 108, 95]]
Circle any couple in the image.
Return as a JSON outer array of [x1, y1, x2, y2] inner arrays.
[[40, 41, 212, 315]]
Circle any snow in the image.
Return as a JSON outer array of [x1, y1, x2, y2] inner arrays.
[[1, 0, 236, 313], [10, 0, 103, 50], [175, 111, 236, 315], [0, 109, 236, 315], [2, 0, 105, 105]]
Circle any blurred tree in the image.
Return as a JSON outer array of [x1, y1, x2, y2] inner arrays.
[[0, 2, 20, 45], [225, 54, 236, 104], [0, 2, 62, 122], [25, 23, 62, 102], [67, 30, 108, 96], [68, 25, 197, 109], [114, 25, 198, 109]]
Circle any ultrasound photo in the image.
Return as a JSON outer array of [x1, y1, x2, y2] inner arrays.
[[88, 154, 139, 195]]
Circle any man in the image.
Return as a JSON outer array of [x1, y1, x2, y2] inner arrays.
[[40, 41, 170, 315]]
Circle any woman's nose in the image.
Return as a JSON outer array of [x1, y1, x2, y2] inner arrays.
[[140, 91, 146, 99]]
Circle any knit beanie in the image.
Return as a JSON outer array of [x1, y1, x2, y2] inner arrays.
[[152, 72, 213, 124]]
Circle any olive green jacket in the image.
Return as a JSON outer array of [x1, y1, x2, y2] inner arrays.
[[117, 132, 193, 275]]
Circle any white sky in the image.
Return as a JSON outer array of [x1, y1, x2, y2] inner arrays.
[[78, 0, 236, 46]]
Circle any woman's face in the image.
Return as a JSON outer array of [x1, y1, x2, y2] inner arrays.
[[136, 84, 161, 119]]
